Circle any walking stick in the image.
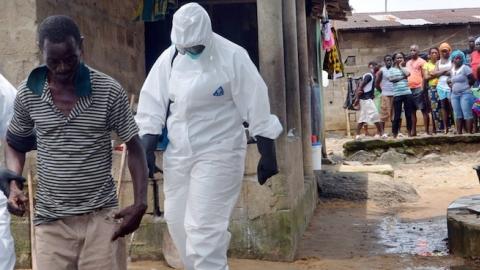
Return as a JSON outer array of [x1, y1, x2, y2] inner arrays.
[[27, 169, 37, 270], [116, 94, 135, 206]]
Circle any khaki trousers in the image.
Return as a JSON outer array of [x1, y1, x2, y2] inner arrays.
[[35, 208, 126, 270]]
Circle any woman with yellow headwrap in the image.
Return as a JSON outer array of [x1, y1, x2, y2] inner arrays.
[[423, 47, 440, 133], [431, 42, 453, 133]]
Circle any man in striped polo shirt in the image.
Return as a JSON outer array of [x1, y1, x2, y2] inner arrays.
[[5, 15, 148, 269]]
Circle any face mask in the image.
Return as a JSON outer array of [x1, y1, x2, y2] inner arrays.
[[186, 51, 202, 60]]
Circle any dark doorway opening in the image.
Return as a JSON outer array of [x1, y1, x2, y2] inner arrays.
[[144, 1, 258, 75]]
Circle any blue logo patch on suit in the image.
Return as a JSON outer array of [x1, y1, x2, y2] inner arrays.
[[213, 86, 224, 96]]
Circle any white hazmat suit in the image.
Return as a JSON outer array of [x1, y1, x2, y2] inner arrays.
[[0, 73, 17, 270], [135, 3, 282, 270]]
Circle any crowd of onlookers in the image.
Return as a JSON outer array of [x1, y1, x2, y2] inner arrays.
[[353, 36, 480, 140]]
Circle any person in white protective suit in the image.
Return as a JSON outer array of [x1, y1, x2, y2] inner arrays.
[[135, 3, 283, 270], [0, 73, 27, 270]]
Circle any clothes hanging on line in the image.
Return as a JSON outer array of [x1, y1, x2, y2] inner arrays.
[[323, 27, 344, 80], [322, 21, 335, 52], [343, 77, 361, 111]]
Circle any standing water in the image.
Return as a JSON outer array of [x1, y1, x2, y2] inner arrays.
[[377, 216, 448, 256]]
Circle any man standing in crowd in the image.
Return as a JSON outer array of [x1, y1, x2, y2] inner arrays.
[[406, 44, 429, 135], [465, 36, 476, 66], [375, 55, 395, 135], [5, 15, 148, 270], [354, 61, 385, 139]]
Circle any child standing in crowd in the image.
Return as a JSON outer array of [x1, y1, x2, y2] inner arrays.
[[389, 52, 414, 138], [448, 50, 475, 134], [354, 61, 385, 140], [423, 47, 441, 134]]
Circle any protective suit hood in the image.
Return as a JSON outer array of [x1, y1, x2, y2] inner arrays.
[[171, 3, 212, 48]]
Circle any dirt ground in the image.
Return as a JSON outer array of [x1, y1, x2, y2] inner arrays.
[[129, 136, 480, 270]]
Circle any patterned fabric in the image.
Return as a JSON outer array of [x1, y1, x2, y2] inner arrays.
[[323, 27, 344, 79], [473, 98, 480, 117], [428, 87, 443, 131], [9, 66, 139, 224]]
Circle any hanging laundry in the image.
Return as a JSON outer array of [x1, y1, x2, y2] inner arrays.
[[134, 0, 177, 22], [323, 27, 344, 80], [322, 21, 335, 52], [343, 77, 361, 111]]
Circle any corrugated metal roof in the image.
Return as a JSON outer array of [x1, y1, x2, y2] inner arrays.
[[335, 8, 480, 31]]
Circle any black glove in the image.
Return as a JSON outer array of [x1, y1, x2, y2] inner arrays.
[[140, 134, 160, 178], [256, 136, 279, 185], [0, 167, 26, 198]]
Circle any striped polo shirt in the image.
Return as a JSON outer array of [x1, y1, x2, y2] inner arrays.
[[8, 64, 139, 224], [388, 67, 412, 97]]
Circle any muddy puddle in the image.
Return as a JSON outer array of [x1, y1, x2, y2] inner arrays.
[[377, 216, 448, 256]]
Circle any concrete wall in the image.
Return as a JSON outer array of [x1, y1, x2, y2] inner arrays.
[[325, 24, 480, 133], [36, 0, 146, 96], [0, 0, 39, 86]]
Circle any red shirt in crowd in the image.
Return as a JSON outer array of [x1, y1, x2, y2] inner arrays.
[[471, 51, 480, 79]]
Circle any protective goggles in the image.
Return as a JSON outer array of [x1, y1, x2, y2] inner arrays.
[[175, 45, 205, 55]]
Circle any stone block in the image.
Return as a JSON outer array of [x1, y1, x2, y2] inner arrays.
[[129, 215, 167, 261], [448, 195, 480, 258], [317, 169, 418, 206], [337, 164, 394, 177], [344, 135, 480, 158]]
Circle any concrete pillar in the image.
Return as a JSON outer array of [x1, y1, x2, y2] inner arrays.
[[316, 19, 327, 157], [282, 0, 304, 195], [282, 0, 302, 135], [295, 0, 313, 178], [257, 0, 287, 171]]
